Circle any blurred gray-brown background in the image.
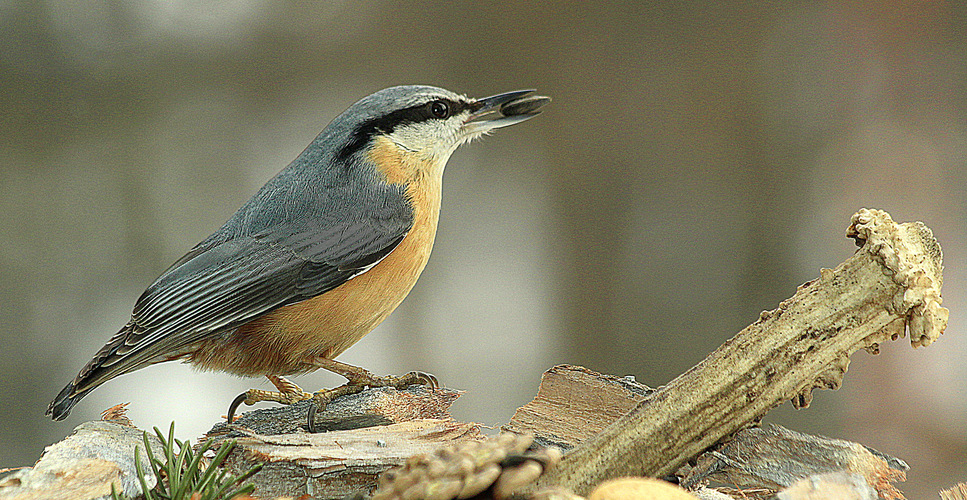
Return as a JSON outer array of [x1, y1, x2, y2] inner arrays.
[[2, 1, 966, 497]]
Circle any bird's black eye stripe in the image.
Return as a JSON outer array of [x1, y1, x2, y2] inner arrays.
[[394, 98, 468, 126], [336, 97, 472, 161], [369, 98, 468, 132]]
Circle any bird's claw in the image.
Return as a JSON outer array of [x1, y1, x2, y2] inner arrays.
[[226, 392, 249, 424], [225, 385, 312, 424], [305, 371, 439, 432], [397, 370, 439, 390]]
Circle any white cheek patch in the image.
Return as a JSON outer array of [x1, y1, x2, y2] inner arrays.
[[386, 116, 466, 159]]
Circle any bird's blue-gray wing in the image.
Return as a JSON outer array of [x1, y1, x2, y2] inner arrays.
[[69, 209, 412, 394]]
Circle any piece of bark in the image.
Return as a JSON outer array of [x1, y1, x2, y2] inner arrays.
[[0, 421, 162, 500], [208, 384, 477, 499], [523, 209, 947, 496], [504, 365, 653, 450], [221, 419, 483, 499], [681, 424, 907, 499], [207, 384, 463, 439], [940, 483, 967, 500]]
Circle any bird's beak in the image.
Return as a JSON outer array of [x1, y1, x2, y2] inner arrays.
[[462, 90, 550, 136]]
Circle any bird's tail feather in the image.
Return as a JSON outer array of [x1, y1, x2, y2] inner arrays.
[[46, 323, 135, 421], [46, 382, 91, 421]]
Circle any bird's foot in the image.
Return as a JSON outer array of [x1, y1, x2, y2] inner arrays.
[[305, 363, 440, 433], [225, 375, 312, 423], [311, 356, 440, 390]]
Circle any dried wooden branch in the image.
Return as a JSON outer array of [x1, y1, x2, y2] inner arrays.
[[524, 209, 948, 496]]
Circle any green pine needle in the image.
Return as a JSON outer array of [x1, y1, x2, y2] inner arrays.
[[112, 423, 263, 500]]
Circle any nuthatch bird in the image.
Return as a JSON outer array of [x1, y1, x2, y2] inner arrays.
[[47, 85, 549, 429]]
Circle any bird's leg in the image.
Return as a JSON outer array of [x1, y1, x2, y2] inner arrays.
[[225, 375, 313, 423], [306, 357, 439, 432]]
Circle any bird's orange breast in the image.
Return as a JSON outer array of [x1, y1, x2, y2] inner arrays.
[[188, 138, 444, 376]]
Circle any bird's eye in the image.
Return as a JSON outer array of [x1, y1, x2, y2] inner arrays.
[[430, 100, 449, 119]]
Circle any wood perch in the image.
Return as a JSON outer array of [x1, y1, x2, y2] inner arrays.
[[522, 208, 947, 496], [210, 385, 480, 499], [208, 385, 465, 438]]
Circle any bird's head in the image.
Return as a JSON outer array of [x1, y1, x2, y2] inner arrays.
[[331, 85, 548, 184]]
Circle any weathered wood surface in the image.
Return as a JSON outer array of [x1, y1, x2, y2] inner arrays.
[[681, 424, 907, 499], [9, 362, 916, 500], [522, 209, 946, 497], [222, 419, 482, 499], [504, 365, 652, 450], [941, 483, 967, 500], [208, 384, 464, 438], [209, 384, 480, 499], [775, 472, 879, 500], [0, 420, 162, 500]]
